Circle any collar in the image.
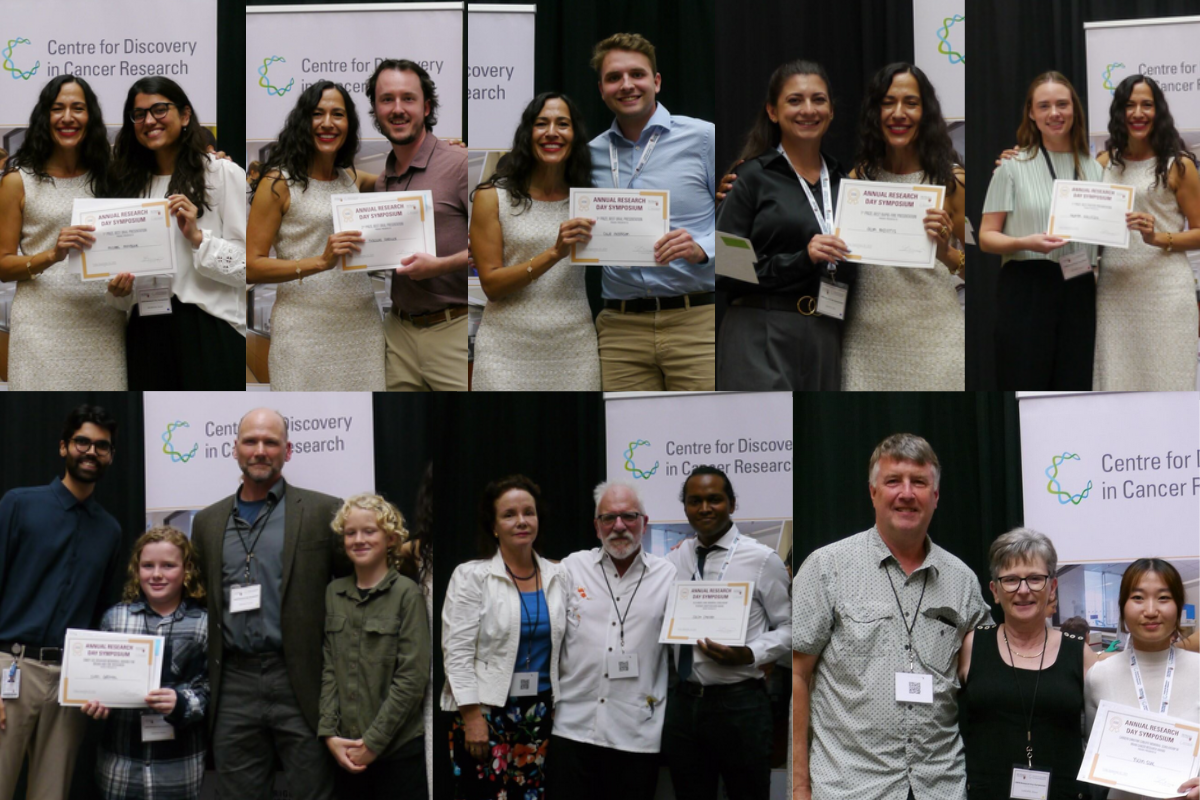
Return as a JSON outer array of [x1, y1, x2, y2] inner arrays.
[[868, 526, 938, 576], [129, 596, 199, 621], [694, 522, 740, 551], [337, 568, 400, 600], [383, 131, 440, 178], [605, 102, 672, 145], [237, 477, 287, 505], [489, 549, 551, 580], [50, 476, 99, 515], [762, 147, 840, 179]]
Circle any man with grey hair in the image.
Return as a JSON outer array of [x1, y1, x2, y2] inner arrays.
[[792, 433, 991, 800], [545, 480, 676, 800]]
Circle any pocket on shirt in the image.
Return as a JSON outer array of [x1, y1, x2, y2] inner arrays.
[[915, 610, 958, 675], [832, 602, 894, 662], [362, 617, 401, 664]]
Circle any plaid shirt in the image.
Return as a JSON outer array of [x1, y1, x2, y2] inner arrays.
[[95, 598, 209, 800]]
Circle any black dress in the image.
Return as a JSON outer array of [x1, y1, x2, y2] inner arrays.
[[959, 624, 1089, 800]]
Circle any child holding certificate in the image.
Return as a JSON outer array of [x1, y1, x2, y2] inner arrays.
[[320, 494, 430, 797], [81, 526, 209, 800]]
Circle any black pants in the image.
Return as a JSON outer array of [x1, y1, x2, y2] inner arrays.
[[663, 680, 772, 800], [333, 738, 426, 800], [994, 259, 1095, 390], [127, 296, 244, 389], [543, 735, 659, 800]]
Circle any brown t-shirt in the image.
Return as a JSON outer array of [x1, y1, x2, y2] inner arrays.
[[376, 133, 468, 314]]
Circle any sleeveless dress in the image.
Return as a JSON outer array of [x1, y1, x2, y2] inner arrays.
[[9, 170, 126, 389], [1094, 157, 1198, 390], [840, 169, 964, 390], [472, 187, 600, 390], [959, 625, 1089, 800], [268, 169, 385, 391]]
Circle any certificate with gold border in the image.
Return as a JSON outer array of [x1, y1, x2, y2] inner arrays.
[[331, 190, 436, 273], [832, 179, 944, 269], [70, 198, 178, 281], [1077, 700, 1200, 798], [57, 628, 164, 709], [1047, 180, 1134, 248], [569, 188, 669, 267], [658, 581, 753, 646]]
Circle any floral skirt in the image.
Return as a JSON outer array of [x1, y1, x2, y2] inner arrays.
[[450, 691, 554, 800]]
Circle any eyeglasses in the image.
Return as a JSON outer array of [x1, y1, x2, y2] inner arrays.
[[596, 512, 643, 527], [70, 436, 113, 456], [130, 103, 177, 123], [998, 574, 1049, 592]]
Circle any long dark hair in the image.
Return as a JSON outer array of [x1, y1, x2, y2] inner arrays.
[[1106, 74, 1196, 189], [1016, 72, 1089, 178], [109, 77, 211, 217], [733, 60, 833, 173], [251, 81, 360, 197], [855, 63, 960, 196], [473, 92, 593, 212], [2, 75, 110, 196]]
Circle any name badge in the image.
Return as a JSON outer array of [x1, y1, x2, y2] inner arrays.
[[1, 667, 19, 699], [140, 713, 176, 742], [894, 672, 933, 704], [1059, 251, 1091, 281], [607, 653, 639, 679], [510, 671, 539, 697], [137, 287, 173, 316], [230, 584, 262, 613], [1009, 766, 1052, 799], [816, 279, 848, 320]]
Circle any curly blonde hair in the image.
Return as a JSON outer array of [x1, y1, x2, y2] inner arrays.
[[122, 526, 206, 604], [331, 493, 409, 570]]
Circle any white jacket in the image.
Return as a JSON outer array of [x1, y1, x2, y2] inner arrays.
[[440, 551, 568, 711]]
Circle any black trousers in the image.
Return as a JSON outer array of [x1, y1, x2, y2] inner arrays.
[[663, 680, 772, 800], [126, 296, 244, 390], [994, 259, 1096, 390], [333, 737, 426, 800], [543, 735, 659, 800]]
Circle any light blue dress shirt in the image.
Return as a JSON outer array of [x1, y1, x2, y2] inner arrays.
[[588, 103, 716, 299]]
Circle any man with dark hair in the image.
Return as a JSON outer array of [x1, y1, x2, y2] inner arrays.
[[364, 58, 469, 392], [0, 405, 124, 800]]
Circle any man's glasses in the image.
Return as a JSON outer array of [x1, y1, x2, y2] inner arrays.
[[70, 436, 113, 456], [130, 103, 177, 123], [596, 512, 643, 527], [997, 575, 1049, 592]]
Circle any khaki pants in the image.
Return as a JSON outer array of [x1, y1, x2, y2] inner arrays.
[[0, 653, 88, 800], [597, 303, 715, 391], [384, 311, 468, 392]]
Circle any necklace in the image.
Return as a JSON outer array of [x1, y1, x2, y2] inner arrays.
[[1003, 627, 1046, 658], [504, 558, 536, 581]]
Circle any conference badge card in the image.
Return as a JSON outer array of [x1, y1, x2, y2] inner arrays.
[[331, 190, 436, 273], [70, 198, 178, 281], [1077, 700, 1200, 798], [569, 188, 669, 267], [1047, 180, 1134, 248], [832, 179, 944, 269], [58, 628, 164, 709], [658, 581, 753, 646]]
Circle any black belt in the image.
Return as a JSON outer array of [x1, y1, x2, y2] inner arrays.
[[731, 294, 808, 313], [0, 642, 63, 664], [676, 677, 764, 698], [603, 292, 715, 313]]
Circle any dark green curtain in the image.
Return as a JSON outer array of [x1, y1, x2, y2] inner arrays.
[[214, 0, 245, 165]]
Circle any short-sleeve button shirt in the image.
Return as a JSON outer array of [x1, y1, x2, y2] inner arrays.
[[792, 527, 993, 800]]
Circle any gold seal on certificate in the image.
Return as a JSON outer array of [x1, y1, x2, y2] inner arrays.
[[330, 190, 436, 273], [832, 179, 945, 269], [1077, 700, 1200, 798], [58, 628, 165, 709], [657, 581, 754, 646], [1047, 180, 1135, 249], [568, 188, 669, 267], [70, 198, 179, 282]]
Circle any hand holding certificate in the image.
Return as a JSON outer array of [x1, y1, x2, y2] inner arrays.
[[568, 188, 670, 267], [331, 191, 436, 273], [1047, 180, 1135, 248], [58, 628, 164, 709], [1078, 700, 1200, 798], [658, 581, 753, 647], [832, 179, 945, 269], [70, 198, 179, 282]]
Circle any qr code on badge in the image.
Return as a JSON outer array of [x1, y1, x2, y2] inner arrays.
[[619, 661, 629, 673], [908, 681, 921, 694], [520, 678, 531, 690]]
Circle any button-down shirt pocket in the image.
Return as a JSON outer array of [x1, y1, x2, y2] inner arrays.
[[916, 608, 960, 677], [832, 602, 894, 665], [362, 617, 400, 664], [326, 614, 347, 640]]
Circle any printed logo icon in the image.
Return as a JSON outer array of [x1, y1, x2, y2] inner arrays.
[[162, 421, 199, 463], [258, 55, 295, 97], [579, 195, 591, 212], [2, 37, 39, 81], [936, 14, 965, 65], [1108, 715, 1122, 733], [1102, 62, 1126, 95], [847, 187, 861, 205], [1045, 451, 1092, 505], [622, 439, 659, 480]]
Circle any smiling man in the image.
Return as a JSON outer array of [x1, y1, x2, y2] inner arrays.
[[791, 433, 991, 800]]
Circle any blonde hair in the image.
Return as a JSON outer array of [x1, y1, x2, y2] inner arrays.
[[591, 33, 657, 76], [122, 526, 206, 604], [331, 493, 409, 570]]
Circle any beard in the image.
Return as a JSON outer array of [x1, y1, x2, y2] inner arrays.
[[65, 452, 106, 484], [601, 532, 641, 561], [239, 459, 280, 485], [376, 114, 424, 146]]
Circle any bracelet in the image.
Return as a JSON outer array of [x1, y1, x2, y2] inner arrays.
[[527, 256, 537, 283], [296, 265, 303, 285], [1165, 232, 1174, 252], [26, 258, 37, 280]]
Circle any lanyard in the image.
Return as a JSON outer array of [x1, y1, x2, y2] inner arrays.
[[1040, 145, 1078, 183], [691, 533, 741, 582], [231, 495, 279, 584], [1002, 624, 1047, 768], [600, 553, 647, 651], [610, 130, 661, 189], [508, 561, 542, 670], [1130, 644, 1175, 714], [883, 562, 928, 671], [777, 144, 833, 236]]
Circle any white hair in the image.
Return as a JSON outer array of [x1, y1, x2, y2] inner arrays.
[[592, 480, 647, 516]]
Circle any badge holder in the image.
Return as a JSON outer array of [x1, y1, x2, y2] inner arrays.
[[816, 264, 848, 320], [1059, 251, 1091, 281], [1, 663, 19, 699], [607, 652, 639, 679], [893, 671, 933, 704], [1009, 764, 1052, 799], [141, 713, 177, 742], [135, 275, 173, 316], [510, 672, 539, 697], [230, 584, 262, 613]]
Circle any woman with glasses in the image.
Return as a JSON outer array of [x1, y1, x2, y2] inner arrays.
[[957, 529, 1098, 800], [0, 75, 126, 389], [105, 76, 246, 390]]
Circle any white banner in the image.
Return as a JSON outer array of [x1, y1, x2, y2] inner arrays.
[[143, 392, 375, 512], [467, 4, 535, 149], [0, 0, 217, 126], [604, 392, 793, 523], [1085, 16, 1200, 137], [913, 0, 965, 120], [1018, 392, 1200, 563], [245, 2, 463, 142]]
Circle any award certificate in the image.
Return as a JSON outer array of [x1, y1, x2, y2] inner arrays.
[[832, 179, 944, 269], [70, 198, 178, 282], [58, 628, 164, 709], [658, 581, 754, 647], [1047, 180, 1134, 249], [1077, 700, 1200, 798], [568, 188, 669, 267], [331, 191, 436, 273]]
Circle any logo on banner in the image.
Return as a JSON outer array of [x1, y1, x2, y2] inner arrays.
[[935, 15, 965, 65], [257, 55, 295, 97], [162, 421, 199, 463], [2, 37, 39, 80], [622, 439, 659, 480], [1045, 451, 1092, 505], [1102, 62, 1126, 95]]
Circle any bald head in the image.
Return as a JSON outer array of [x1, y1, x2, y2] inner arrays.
[[235, 408, 292, 493], [238, 408, 288, 442]]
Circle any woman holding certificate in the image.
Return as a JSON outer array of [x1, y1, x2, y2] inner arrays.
[[840, 63, 965, 390], [469, 92, 600, 390], [247, 81, 385, 391], [1093, 75, 1200, 391], [980, 72, 1102, 391], [442, 475, 567, 799], [0, 75, 126, 389], [107, 77, 246, 390]]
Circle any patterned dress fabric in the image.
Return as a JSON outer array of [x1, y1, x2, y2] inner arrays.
[[450, 694, 553, 800]]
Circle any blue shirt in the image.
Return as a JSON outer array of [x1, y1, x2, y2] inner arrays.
[[589, 103, 716, 299], [517, 589, 552, 693], [0, 478, 123, 647]]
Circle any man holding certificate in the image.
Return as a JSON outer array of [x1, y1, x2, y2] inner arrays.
[[663, 466, 790, 800]]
